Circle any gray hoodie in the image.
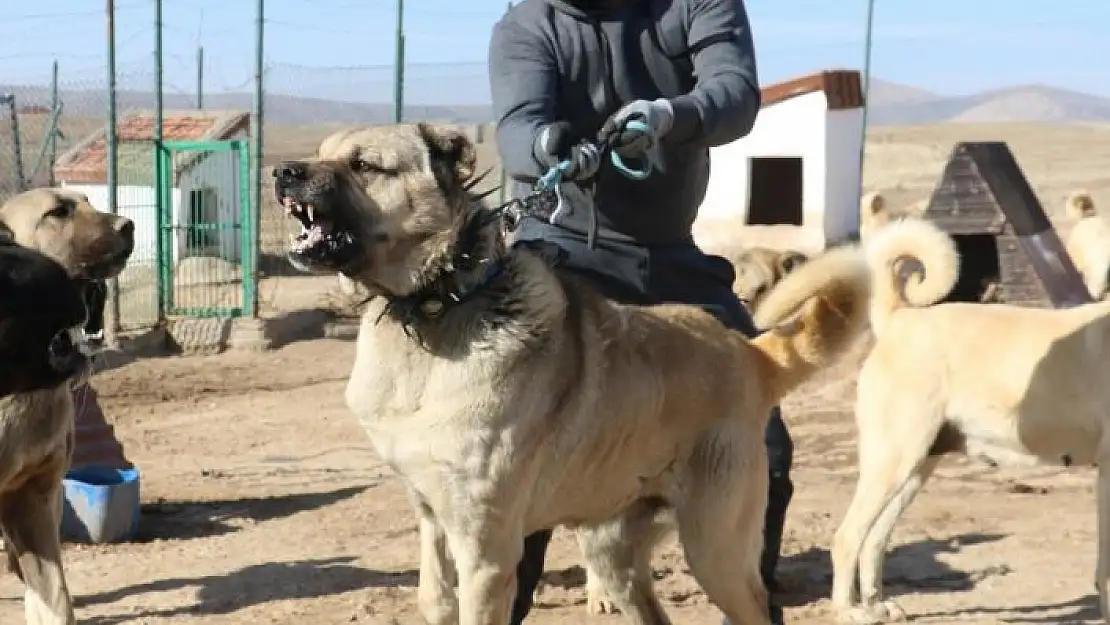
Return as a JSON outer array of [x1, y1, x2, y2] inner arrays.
[[489, 0, 760, 246]]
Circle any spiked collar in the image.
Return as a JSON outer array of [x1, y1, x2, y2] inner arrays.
[[380, 254, 505, 330], [375, 205, 509, 344]]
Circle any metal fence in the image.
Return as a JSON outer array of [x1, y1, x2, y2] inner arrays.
[[1, 32, 504, 333]]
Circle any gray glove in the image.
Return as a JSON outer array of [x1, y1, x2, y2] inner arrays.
[[601, 98, 674, 160], [532, 121, 601, 181]]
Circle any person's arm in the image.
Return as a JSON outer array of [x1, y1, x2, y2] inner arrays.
[[667, 0, 761, 147], [488, 16, 558, 181]]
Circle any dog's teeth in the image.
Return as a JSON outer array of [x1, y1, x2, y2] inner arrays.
[[306, 204, 315, 223]]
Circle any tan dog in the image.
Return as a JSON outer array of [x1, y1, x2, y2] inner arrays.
[[274, 123, 874, 625], [578, 243, 809, 616], [1063, 192, 1110, 300], [730, 247, 810, 311], [0, 187, 134, 625], [830, 215, 1110, 624], [862, 191, 1009, 304]]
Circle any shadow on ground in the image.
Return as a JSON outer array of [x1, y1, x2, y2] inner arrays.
[[775, 532, 1008, 607], [530, 531, 1010, 613], [928, 594, 1099, 623], [78, 556, 417, 624], [131, 484, 371, 542]]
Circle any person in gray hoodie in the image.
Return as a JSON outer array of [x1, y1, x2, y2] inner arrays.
[[488, 0, 792, 623]]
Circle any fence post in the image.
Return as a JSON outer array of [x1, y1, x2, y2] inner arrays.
[[393, 0, 404, 123], [104, 0, 121, 347], [196, 46, 204, 110], [250, 0, 264, 317], [49, 60, 58, 187], [153, 0, 166, 324], [5, 95, 25, 192]]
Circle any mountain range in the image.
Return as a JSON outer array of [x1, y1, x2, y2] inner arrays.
[[3, 77, 1110, 126]]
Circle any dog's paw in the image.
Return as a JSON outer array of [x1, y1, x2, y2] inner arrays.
[[586, 592, 620, 615], [836, 600, 907, 624]]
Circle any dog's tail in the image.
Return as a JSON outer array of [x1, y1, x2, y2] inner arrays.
[[750, 245, 872, 400], [865, 217, 960, 338]]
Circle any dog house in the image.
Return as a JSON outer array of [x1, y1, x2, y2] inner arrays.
[[697, 69, 866, 246], [921, 141, 1089, 308]]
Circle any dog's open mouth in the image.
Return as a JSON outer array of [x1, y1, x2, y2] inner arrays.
[[50, 325, 93, 387], [83, 246, 134, 280], [282, 195, 357, 269]]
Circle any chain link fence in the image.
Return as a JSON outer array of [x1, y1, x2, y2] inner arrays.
[[0, 54, 504, 325]]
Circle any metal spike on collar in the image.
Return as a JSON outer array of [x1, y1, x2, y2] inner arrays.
[[420, 299, 445, 317]]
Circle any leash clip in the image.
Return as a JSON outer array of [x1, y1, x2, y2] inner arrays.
[[536, 160, 573, 226]]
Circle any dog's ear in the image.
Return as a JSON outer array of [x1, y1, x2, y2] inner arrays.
[[778, 251, 808, 275], [861, 191, 885, 217], [1066, 191, 1096, 220], [417, 123, 477, 187]]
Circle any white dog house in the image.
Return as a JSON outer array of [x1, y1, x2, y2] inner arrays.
[[53, 109, 250, 267], [697, 70, 866, 246]]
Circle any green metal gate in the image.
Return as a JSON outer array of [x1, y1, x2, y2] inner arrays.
[[156, 139, 254, 318]]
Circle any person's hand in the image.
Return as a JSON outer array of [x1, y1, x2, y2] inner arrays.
[[532, 121, 601, 181], [600, 98, 674, 160]]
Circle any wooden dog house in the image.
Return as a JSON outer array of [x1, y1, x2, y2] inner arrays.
[[921, 142, 1090, 308]]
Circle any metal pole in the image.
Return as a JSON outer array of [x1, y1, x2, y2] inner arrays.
[[49, 59, 58, 186], [858, 0, 875, 182], [855, 0, 875, 240], [103, 0, 121, 346], [250, 0, 264, 317], [393, 0, 404, 123], [196, 46, 204, 109], [154, 0, 166, 322], [155, 0, 163, 144]]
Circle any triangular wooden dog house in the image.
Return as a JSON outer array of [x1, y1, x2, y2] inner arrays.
[[921, 141, 1090, 309]]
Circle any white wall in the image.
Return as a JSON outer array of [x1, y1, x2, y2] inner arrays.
[[177, 149, 243, 263], [63, 134, 246, 268], [699, 91, 828, 226], [823, 108, 865, 243]]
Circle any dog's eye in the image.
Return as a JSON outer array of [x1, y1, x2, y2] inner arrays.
[[352, 157, 395, 175], [46, 200, 75, 219]]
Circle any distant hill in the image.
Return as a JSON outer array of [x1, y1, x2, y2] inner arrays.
[[4, 76, 1110, 127], [866, 81, 1110, 125], [0, 85, 492, 125]]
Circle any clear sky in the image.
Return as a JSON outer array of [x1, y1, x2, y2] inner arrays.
[[1, 0, 1107, 105]]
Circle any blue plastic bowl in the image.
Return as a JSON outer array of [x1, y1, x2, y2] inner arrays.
[[60, 466, 141, 544]]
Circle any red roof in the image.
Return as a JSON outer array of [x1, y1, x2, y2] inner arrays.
[[761, 70, 865, 110], [54, 110, 249, 184]]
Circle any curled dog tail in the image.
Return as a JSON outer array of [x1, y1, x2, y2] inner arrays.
[[865, 217, 960, 338], [750, 245, 872, 401]]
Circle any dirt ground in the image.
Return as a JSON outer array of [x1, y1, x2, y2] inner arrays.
[[0, 334, 1099, 625], [2, 123, 1108, 624]]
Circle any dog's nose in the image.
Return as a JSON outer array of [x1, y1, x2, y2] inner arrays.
[[114, 216, 135, 240], [275, 162, 307, 184]]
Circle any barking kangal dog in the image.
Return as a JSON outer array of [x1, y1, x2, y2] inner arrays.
[[0, 187, 134, 625], [275, 122, 874, 625]]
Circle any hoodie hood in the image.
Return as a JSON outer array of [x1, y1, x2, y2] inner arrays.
[[546, 0, 640, 17]]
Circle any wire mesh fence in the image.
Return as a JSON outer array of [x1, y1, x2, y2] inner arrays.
[[0, 51, 505, 326]]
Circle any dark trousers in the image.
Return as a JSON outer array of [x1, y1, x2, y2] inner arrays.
[[508, 227, 794, 623]]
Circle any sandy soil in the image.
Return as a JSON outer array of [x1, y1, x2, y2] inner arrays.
[[0, 331, 1100, 625], [2, 123, 1107, 624]]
